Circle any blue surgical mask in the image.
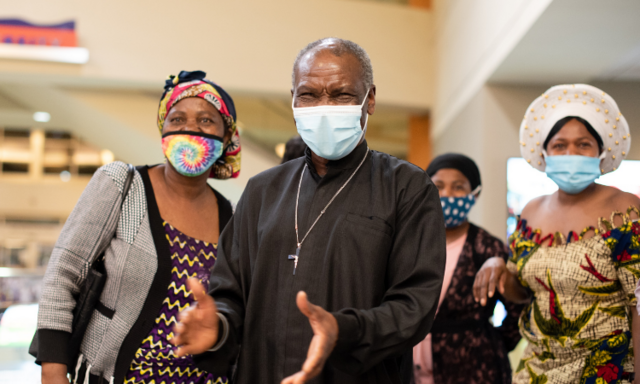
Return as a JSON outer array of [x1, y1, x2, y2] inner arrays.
[[441, 186, 480, 228], [545, 155, 602, 194], [292, 91, 369, 160]]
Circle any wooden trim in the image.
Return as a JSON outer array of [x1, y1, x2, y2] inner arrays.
[[407, 114, 431, 170], [408, 0, 431, 10]]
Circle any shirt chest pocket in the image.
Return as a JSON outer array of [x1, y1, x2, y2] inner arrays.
[[332, 213, 394, 284], [345, 213, 393, 237]]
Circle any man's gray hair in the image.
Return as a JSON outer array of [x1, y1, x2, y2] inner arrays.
[[292, 37, 374, 90]]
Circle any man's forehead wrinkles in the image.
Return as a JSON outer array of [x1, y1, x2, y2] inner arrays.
[[296, 77, 354, 92], [296, 67, 360, 91], [299, 68, 344, 78], [299, 61, 344, 75]]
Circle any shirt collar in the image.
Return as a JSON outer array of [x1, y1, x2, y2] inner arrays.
[[304, 140, 369, 177]]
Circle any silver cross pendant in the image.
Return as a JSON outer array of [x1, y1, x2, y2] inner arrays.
[[288, 247, 300, 275]]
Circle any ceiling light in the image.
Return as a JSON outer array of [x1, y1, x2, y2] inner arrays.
[[33, 111, 50, 122], [100, 149, 114, 165], [60, 170, 71, 182]]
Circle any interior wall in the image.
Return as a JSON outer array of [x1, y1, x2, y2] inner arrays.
[[434, 84, 545, 240], [0, 0, 434, 110], [0, 177, 87, 221], [590, 81, 640, 159], [432, 0, 552, 137], [0, 0, 435, 207]]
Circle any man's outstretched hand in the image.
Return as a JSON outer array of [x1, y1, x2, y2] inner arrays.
[[171, 278, 220, 357], [281, 291, 339, 384]]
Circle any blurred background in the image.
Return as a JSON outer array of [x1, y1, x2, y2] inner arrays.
[[0, 0, 639, 381]]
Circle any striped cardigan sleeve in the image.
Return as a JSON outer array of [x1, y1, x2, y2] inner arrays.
[[34, 162, 128, 364]]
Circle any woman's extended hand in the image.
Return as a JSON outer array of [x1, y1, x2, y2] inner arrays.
[[473, 257, 508, 306], [42, 362, 69, 384], [473, 257, 531, 305], [170, 278, 220, 357]]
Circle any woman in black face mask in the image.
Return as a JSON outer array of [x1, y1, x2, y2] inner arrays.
[[413, 153, 523, 384], [473, 84, 640, 384]]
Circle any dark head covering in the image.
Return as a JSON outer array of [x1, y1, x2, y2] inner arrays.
[[281, 136, 307, 164], [543, 115, 603, 150], [426, 153, 481, 191]]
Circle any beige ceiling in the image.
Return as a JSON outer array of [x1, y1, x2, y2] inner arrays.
[[489, 0, 640, 84]]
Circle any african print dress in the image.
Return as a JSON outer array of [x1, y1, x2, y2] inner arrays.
[[124, 221, 227, 384], [509, 208, 640, 384]]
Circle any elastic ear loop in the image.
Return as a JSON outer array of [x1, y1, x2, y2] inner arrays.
[[360, 90, 371, 137]]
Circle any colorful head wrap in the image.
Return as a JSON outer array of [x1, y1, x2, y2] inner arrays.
[[158, 70, 240, 179]]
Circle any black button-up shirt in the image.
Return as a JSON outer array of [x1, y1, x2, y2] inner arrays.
[[199, 141, 446, 383]]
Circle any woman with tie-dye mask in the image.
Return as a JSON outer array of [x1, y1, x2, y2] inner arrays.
[[412, 153, 523, 384], [35, 70, 239, 384]]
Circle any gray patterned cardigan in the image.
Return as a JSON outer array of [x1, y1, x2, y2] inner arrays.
[[33, 161, 233, 384]]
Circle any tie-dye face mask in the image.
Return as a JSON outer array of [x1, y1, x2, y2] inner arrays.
[[162, 131, 225, 177]]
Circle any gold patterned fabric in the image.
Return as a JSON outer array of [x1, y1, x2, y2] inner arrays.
[[124, 222, 227, 384], [508, 208, 640, 384]]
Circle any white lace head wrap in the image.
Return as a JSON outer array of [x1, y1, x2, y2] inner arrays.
[[519, 84, 630, 174]]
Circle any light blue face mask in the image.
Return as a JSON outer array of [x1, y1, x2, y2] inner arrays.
[[292, 91, 369, 161], [545, 155, 602, 194]]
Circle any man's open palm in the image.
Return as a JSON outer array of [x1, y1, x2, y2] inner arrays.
[[171, 278, 219, 357], [281, 291, 339, 384]]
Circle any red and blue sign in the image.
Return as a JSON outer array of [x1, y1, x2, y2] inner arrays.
[[0, 19, 77, 47]]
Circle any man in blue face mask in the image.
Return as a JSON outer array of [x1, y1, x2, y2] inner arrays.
[[291, 38, 374, 168], [171, 38, 446, 384]]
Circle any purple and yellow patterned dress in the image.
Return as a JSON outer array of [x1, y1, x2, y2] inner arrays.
[[509, 208, 640, 384], [124, 221, 228, 384]]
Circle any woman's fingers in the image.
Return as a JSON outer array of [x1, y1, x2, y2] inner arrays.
[[487, 269, 496, 299], [498, 269, 508, 294], [478, 271, 489, 306], [473, 270, 487, 304], [187, 278, 206, 304], [474, 257, 508, 306], [170, 321, 186, 347], [186, 278, 218, 315], [488, 268, 504, 299], [175, 346, 189, 358], [178, 306, 193, 322]]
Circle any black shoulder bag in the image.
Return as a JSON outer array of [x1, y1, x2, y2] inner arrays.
[[30, 164, 135, 373]]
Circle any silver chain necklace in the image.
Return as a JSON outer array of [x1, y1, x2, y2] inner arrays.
[[288, 147, 369, 275]]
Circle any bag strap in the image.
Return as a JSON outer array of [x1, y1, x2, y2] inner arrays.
[[90, 164, 135, 266]]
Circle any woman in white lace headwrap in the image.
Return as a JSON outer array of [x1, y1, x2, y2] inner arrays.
[[474, 84, 640, 384]]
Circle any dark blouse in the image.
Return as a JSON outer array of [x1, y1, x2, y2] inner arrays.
[[429, 223, 523, 384]]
